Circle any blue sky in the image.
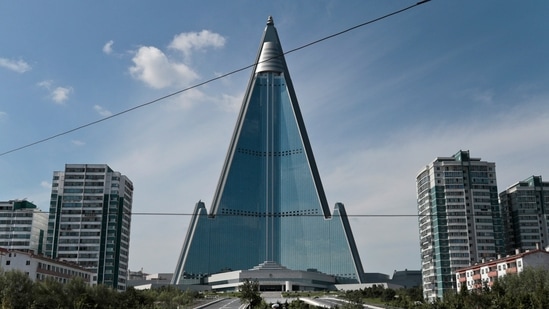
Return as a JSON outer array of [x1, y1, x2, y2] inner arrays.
[[1, 1, 548, 276]]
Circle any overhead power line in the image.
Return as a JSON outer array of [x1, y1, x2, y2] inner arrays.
[[0, 0, 431, 158], [131, 212, 425, 218], [2, 210, 429, 218]]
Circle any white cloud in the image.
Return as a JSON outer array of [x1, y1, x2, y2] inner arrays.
[[51, 87, 72, 104], [0, 57, 31, 73], [93, 105, 113, 117], [103, 40, 114, 54], [129, 46, 199, 89], [71, 140, 86, 146], [169, 30, 226, 58], [40, 181, 51, 189], [37, 80, 73, 104], [37, 80, 53, 89], [129, 30, 226, 89], [0, 111, 6, 120], [317, 96, 549, 273], [468, 88, 494, 105], [217, 93, 243, 113]]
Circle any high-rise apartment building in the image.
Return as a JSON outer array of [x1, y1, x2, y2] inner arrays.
[[45, 164, 133, 291], [172, 17, 365, 286], [0, 200, 47, 254], [500, 176, 549, 253], [416, 150, 504, 301]]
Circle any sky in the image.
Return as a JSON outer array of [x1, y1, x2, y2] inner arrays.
[[1, 1, 548, 276]]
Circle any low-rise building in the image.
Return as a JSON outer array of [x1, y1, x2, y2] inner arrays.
[[206, 261, 336, 292], [455, 247, 549, 292], [127, 271, 173, 290], [0, 248, 93, 284], [391, 269, 422, 288]]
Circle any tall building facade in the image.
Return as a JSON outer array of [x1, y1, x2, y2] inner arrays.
[[45, 164, 133, 291], [0, 200, 47, 254], [416, 150, 504, 301], [500, 176, 549, 253], [172, 17, 365, 286]]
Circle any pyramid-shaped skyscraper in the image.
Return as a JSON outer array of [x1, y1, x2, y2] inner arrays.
[[173, 17, 365, 285]]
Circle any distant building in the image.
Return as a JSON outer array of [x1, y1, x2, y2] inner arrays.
[[363, 272, 391, 284], [0, 248, 93, 284], [128, 268, 149, 281], [207, 261, 336, 292], [364, 270, 422, 289], [500, 176, 549, 253], [416, 150, 504, 301], [127, 271, 174, 290], [172, 16, 365, 287], [0, 200, 47, 254], [455, 247, 549, 292], [45, 164, 133, 291], [390, 269, 422, 288]]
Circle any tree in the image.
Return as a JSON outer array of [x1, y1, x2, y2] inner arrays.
[[342, 290, 363, 309], [63, 277, 93, 309], [0, 270, 34, 309], [88, 283, 119, 308], [417, 267, 549, 308], [381, 288, 396, 302], [31, 278, 67, 309], [118, 287, 154, 308], [239, 279, 262, 308]]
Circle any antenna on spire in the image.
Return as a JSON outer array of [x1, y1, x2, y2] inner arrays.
[[267, 16, 274, 25]]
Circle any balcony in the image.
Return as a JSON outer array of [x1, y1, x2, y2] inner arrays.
[[506, 267, 518, 274]]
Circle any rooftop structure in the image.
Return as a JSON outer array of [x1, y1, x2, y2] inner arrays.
[[172, 16, 365, 286]]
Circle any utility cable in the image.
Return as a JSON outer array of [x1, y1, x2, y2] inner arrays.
[[0, 0, 431, 158], [4, 210, 433, 218]]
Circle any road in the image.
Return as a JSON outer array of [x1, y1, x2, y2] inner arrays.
[[194, 298, 246, 309], [301, 297, 387, 309], [197, 296, 388, 309]]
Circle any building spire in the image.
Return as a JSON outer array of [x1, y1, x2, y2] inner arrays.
[[256, 16, 283, 73], [172, 16, 365, 286]]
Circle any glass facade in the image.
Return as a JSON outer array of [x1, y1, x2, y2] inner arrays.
[[173, 17, 365, 285]]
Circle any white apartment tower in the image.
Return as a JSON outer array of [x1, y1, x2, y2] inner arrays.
[[500, 176, 549, 253], [45, 164, 133, 291], [416, 150, 504, 301], [0, 200, 47, 254]]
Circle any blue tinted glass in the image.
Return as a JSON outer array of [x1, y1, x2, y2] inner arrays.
[[174, 72, 364, 284]]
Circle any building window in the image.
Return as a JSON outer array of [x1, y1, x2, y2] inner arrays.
[[6, 261, 10, 265], [26, 260, 30, 265]]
